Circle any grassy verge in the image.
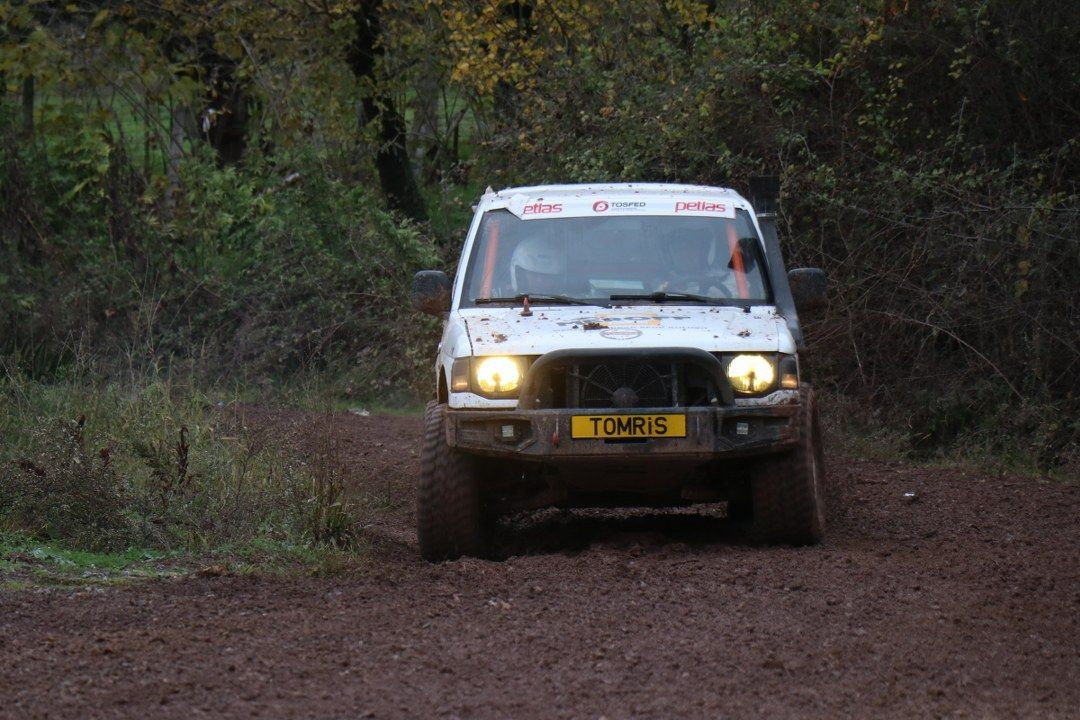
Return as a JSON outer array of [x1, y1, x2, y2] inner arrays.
[[821, 392, 1079, 484], [1, 531, 176, 585], [0, 531, 372, 589], [0, 361, 376, 586]]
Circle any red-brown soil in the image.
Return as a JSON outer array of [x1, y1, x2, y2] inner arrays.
[[2, 411, 1078, 719]]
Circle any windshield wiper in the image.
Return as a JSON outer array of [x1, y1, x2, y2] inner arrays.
[[609, 291, 725, 304], [474, 293, 596, 307]]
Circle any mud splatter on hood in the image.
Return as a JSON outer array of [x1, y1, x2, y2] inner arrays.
[[461, 305, 793, 357]]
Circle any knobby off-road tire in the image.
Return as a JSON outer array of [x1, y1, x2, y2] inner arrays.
[[417, 401, 485, 561], [752, 385, 826, 545]]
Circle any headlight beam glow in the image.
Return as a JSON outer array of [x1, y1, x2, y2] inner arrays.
[[474, 357, 522, 394], [726, 354, 776, 394]]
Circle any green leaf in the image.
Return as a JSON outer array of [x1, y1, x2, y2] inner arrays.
[[90, 9, 110, 30]]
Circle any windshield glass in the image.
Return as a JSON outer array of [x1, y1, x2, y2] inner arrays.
[[460, 209, 770, 307]]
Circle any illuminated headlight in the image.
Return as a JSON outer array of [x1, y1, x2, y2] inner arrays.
[[474, 357, 523, 395], [726, 354, 776, 394]]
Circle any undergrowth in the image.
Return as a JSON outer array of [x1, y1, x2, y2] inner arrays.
[[821, 391, 1079, 483], [1, 129, 444, 397], [0, 359, 361, 554], [0, 531, 370, 587]]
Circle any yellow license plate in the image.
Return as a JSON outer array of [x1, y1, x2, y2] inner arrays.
[[570, 414, 686, 439]]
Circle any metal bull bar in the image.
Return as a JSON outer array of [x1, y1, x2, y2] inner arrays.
[[515, 347, 736, 410]]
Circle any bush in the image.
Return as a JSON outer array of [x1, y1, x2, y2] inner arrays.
[[0, 416, 134, 551], [0, 363, 359, 551], [0, 130, 442, 397]]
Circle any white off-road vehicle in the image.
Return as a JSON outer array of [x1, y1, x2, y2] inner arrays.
[[412, 180, 827, 560]]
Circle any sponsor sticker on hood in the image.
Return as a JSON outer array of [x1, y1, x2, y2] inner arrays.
[[505, 194, 736, 220]]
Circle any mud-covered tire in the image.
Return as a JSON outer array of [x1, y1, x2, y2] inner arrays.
[[752, 385, 825, 545], [417, 401, 485, 561]]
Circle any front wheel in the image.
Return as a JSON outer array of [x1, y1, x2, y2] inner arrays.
[[417, 402, 485, 561], [751, 386, 826, 545]]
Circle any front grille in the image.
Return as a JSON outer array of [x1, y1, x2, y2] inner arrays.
[[570, 361, 677, 409], [519, 350, 728, 410]]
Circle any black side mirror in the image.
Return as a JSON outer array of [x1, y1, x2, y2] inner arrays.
[[412, 270, 452, 315], [787, 268, 826, 311]]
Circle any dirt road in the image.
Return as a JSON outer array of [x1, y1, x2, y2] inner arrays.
[[2, 411, 1078, 719]]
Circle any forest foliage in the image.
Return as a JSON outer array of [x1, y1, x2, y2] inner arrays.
[[1, 0, 1077, 469]]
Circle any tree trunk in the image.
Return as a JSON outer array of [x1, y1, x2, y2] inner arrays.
[[413, 60, 441, 183], [200, 59, 249, 166], [160, 32, 250, 167], [164, 101, 197, 213], [348, 0, 427, 223], [21, 75, 33, 136], [493, 2, 535, 124]]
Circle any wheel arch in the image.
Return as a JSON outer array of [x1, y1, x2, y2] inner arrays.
[[438, 367, 448, 403]]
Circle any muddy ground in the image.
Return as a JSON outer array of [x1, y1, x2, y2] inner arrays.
[[2, 411, 1078, 719]]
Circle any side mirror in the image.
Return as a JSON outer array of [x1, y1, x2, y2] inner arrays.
[[787, 268, 826, 311], [412, 270, 452, 315]]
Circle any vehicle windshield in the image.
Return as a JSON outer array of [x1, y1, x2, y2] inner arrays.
[[460, 209, 771, 307]]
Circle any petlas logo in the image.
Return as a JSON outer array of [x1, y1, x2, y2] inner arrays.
[[522, 202, 563, 215], [675, 200, 728, 213], [592, 200, 609, 212]]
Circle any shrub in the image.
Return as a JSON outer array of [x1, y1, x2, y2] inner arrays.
[[0, 363, 359, 551], [0, 133, 442, 396], [0, 415, 134, 551]]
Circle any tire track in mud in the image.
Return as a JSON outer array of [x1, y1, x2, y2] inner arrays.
[[2, 411, 1078, 719]]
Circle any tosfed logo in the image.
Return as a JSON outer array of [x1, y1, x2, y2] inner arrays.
[[593, 200, 647, 213]]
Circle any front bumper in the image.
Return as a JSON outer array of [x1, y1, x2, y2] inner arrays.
[[447, 403, 800, 461]]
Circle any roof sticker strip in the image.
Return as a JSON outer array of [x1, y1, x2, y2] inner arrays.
[[505, 195, 735, 220]]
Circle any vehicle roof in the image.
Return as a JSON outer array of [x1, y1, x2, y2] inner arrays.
[[480, 182, 749, 206]]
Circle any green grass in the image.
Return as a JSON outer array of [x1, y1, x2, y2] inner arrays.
[[821, 396, 1079, 484], [234, 368, 431, 416], [0, 530, 373, 588], [0, 531, 184, 586], [0, 359, 390, 585], [1, 531, 173, 571], [33, 88, 183, 180], [0, 363, 362, 554]]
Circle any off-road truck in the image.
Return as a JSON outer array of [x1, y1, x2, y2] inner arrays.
[[411, 180, 827, 560]]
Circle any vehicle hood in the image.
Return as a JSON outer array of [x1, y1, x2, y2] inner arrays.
[[460, 305, 792, 357]]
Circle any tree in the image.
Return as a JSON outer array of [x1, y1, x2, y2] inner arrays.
[[348, 0, 427, 222]]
